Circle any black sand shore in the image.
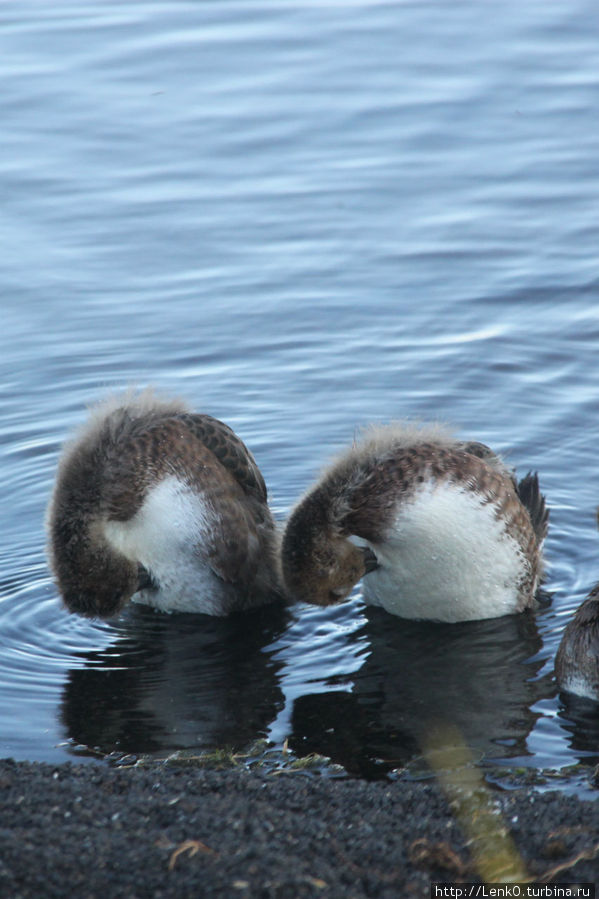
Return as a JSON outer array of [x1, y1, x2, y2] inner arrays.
[[1, 758, 598, 898]]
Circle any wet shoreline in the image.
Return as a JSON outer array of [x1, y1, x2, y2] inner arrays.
[[2, 758, 598, 898]]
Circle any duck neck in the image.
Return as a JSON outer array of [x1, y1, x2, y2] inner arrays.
[[283, 489, 333, 571]]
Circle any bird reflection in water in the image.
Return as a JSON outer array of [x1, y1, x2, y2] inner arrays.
[[290, 605, 552, 778], [61, 596, 557, 775], [555, 689, 599, 767], [61, 603, 290, 759]]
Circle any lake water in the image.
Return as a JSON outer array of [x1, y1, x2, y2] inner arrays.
[[2, 0, 599, 796]]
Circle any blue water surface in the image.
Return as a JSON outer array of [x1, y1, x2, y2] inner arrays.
[[1, 0, 599, 794]]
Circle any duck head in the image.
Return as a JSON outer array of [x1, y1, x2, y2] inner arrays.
[[282, 494, 378, 606]]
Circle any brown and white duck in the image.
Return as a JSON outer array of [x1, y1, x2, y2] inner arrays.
[[281, 422, 548, 622], [46, 390, 282, 617]]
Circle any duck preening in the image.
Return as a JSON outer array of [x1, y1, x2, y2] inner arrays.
[[281, 422, 548, 623], [555, 584, 599, 701], [46, 391, 283, 617], [554, 507, 599, 702]]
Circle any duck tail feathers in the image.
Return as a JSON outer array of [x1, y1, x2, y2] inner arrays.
[[517, 471, 549, 543]]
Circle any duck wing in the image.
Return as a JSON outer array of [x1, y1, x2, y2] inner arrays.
[[176, 413, 268, 503], [105, 415, 270, 589]]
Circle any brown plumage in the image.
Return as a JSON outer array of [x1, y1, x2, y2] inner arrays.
[[555, 584, 599, 701], [282, 422, 548, 622], [46, 390, 283, 618]]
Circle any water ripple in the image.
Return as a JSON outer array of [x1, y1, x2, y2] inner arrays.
[[1, 0, 599, 787]]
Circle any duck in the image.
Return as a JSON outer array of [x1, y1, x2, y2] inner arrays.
[[281, 422, 548, 623], [555, 584, 599, 701], [554, 506, 599, 701], [46, 390, 283, 617]]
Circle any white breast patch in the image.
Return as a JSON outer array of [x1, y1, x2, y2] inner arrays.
[[360, 480, 527, 622], [103, 475, 233, 613]]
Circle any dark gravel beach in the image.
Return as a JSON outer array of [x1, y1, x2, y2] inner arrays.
[[1, 759, 598, 898]]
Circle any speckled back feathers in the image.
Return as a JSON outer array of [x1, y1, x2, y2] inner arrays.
[[46, 391, 281, 616]]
